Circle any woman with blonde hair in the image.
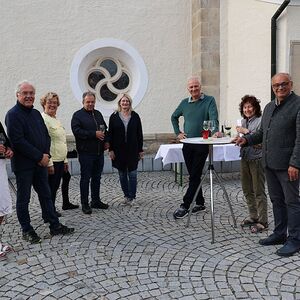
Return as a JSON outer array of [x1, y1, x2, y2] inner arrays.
[[40, 92, 78, 219], [108, 94, 144, 205]]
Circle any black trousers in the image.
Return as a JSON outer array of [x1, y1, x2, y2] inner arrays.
[[182, 143, 209, 209], [61, 170, 71, 206]]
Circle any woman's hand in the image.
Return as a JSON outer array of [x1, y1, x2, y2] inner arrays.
[[64, 163, 68, 173], [236, 126, 249, 135]]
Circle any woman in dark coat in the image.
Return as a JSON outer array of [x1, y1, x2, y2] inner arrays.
[[108, 94, 144, 205]]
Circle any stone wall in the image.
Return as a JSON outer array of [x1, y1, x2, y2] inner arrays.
[[191, 0, 220, 106]]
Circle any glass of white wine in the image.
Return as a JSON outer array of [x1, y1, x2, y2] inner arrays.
[[99, 125, 105, 132]]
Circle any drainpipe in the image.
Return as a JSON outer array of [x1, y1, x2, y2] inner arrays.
[[271, 0, 290, 99]]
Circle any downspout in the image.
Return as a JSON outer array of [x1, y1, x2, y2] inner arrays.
[[271, 0, 290, 99]]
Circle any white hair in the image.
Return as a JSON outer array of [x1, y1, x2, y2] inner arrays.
[[15, 80, 36, 94]]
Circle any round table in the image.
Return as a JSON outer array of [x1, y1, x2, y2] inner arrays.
[[180, 137, 238, 243]]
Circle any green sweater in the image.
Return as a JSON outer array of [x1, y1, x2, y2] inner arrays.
[[171, 95, 219, 138]]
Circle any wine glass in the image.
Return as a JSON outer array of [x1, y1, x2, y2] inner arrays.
[[0, 133, 6, 158], [208, 120, 216, 133], [203, 120, 209, 131], [202, 120, 210, 139], [224, 120, 232, 137], [236, 119, 243, 137]]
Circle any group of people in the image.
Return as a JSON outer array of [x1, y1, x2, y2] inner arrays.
[[1, 72, 300, 258], [171, 73, 300, 257], [0, 81, 143, 254]]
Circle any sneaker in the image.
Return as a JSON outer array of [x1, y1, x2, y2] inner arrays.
[[50, 224, 75, 236], [91, 201, 109, 209], [192, 205, 206, 213], [22, 230, 42, 244], [173, 207, 189, 219]]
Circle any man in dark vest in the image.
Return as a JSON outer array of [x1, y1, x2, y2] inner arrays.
[[236, 73, 300, 257]]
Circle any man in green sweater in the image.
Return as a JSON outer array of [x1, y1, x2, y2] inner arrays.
[[171, 76, 219, 219]]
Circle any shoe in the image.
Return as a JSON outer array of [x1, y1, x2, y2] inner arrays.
[[259, 233, 287, 246], [173, 207, 189, 219], [50, 224, 74, 236], [123, 197, 133, 205], [192, 205, 206, 213], [250, 222, 268, 234], [0, 242, 13, 254], [82, 205, 92, 214], [62, 203, 79, 210], [91, 201, 109, 209], [276, 239, 300, 257], [241, 217, 258, 227], [22, 230, 42, 244]]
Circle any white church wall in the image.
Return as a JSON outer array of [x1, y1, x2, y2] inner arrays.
[[0, 0, 191, 135]]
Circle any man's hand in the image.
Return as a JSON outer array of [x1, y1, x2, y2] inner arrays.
[[233, 136, 247, 146], [139, 152, 144, 160], [177, 132, 187, 140], [109, 151, 115, 160], [38, 154, 50, 167], [96, 130, 105, 140], [48, 166, 55, 175], [5, 147, 13, 159], [212, 131, 224, 138], [104, 142, 110, 150], [288, 166, 299, 181]]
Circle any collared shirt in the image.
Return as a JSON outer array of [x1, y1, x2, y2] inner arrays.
[[275, 91, 292, 106], [42, 112, 68, 166], [188, 93, 205, 103]]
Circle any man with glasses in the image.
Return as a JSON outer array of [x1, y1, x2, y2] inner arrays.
[[5, 81, 74, 244], [236, 73, 300, 257]]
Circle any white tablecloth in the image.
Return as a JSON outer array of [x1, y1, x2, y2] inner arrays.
[[155, 143, 241, 166]]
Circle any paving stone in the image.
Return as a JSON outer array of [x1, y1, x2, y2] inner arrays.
[[1, 172, 300, 299]]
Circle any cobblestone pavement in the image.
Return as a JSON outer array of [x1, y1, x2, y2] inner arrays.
[[1, 171, 300, 300]]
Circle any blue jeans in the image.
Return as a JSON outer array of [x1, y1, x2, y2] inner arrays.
[[15, 166, 60, 232], [118, 169, 137, 199], [78, 153, 104, 206]]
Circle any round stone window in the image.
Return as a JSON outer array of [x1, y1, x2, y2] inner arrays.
[[70, 38, 148, 116]]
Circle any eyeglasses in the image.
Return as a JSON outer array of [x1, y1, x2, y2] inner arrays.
[[19, 91, 35, 96], [272, 81, 290, 89]]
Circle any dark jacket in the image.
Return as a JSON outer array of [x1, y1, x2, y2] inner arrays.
[[0, 122, 10, 159], [5, 101, 51, 172], [71, 108, 107, 155], [108, 111, 143, 171], [247, 92, 300, 170]]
